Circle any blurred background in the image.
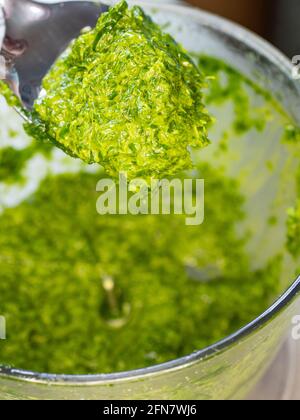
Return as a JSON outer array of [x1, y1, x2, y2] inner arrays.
[[183, 0, 300, 58], [183, 0, 300, 400], [148, 0, 300, 400], [37, 1, 300, 58]]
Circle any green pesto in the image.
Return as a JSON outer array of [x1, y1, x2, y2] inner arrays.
[[286, 168, 300, 258], [198, 55, 271, 134], [0, 81, 22, 108], [0, 166, 280, 374], [0, 147, 34, 184], [198, 55, 300, 142], [199, 55, 300, 264], [1, 54, 298, 375], [0, 142, 53, 184], [286, 202, 300, 257], [284, 124, 300, 144], [25, 0, 211, 180]]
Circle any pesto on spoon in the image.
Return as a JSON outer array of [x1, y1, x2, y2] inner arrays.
[[25, 0, 211, 180]]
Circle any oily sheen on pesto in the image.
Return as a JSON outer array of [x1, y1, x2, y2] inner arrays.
[[25, 1, 211, 180]]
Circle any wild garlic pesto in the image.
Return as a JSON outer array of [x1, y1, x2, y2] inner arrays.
[[287, 168, 300, 259], [1, 55, 299, 375], [25, 1, 211, 180], [0, 167, 281, 374]]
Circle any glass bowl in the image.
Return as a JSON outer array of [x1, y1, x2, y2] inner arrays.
[[0, 1, 300, 400]]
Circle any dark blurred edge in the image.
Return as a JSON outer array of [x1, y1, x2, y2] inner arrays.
[[271, 0, 300, 58], [186, 0, 300, 58]]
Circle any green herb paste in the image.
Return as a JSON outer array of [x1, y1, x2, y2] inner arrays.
[[25, 0, 211, 180], [1, 52, 299, 375], [286, 167, 300, 259], [0, 167, 280, 374], [0, 142, 52, 185]]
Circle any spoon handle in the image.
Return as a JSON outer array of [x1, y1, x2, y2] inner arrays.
[[1, 0, 107, 108]]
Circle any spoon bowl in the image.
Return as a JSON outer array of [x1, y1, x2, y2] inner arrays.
[[0, 0, 107, 110]]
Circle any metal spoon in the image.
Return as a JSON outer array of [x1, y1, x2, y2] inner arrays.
[[0, 0, 108, 112]]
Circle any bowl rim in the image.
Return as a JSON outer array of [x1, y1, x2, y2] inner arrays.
[[1, 1, 300, 385]]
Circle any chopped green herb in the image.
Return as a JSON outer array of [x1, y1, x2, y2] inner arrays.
[[25, 1, 211, 180], [284, 124, 300, 144], [287, 202, 300, 257], [0, 165, 280, 374], [1, 54, 297, 376]]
